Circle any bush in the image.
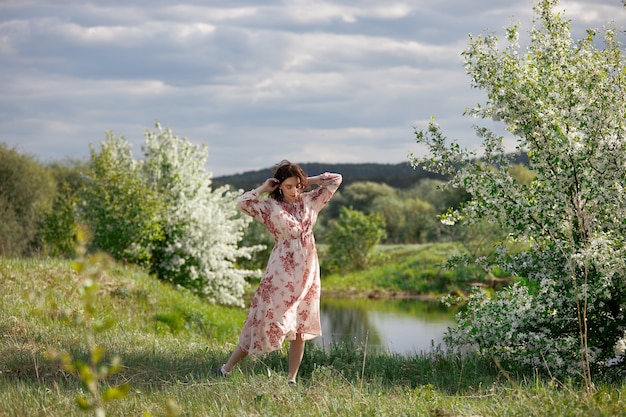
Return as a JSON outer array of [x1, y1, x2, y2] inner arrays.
[[0, 144, 55, 256], [80, 124, 259, 306], [79, 132, 164, 266], [39, 160, 89, 258], [323, 207, 385, 273]]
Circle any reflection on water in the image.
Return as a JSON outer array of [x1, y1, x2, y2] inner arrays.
[[314, 298, 455, 355]]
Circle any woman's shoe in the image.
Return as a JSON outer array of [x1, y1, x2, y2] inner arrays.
[[216, 365, 230, 377]]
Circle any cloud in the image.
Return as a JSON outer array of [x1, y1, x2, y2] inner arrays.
[[0, 0, 623, 176]]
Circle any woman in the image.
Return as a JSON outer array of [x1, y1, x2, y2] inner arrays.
[[217, 160, 342, 384]]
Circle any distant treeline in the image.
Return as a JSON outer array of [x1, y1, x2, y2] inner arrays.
[[212, 162, 445, 191], [212, 154, 529, 191]]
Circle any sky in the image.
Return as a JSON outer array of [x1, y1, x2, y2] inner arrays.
[[0, 0, 623, 177]]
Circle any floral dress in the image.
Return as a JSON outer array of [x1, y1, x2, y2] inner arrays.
[[236, 173, 342, 354]]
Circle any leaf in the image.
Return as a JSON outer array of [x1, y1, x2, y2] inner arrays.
[[101, 383, 131, 402], [91, 345, 105, 363], [76, 396, 92, 410], [71, 260, 85, 273]]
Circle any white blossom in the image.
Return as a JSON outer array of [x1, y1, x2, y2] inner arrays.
[[414, 0, 626, 379]]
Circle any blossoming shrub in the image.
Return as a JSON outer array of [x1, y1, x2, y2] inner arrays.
[[142, 124, 258, 306], [82, 124, 258, 306], [411, 0, 626, 380]]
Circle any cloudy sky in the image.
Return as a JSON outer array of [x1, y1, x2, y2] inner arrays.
[[0, 0, 623, 176]]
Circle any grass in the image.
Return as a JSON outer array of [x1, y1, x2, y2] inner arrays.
[[322, 243, 488, 299], [1, 255, 625, 416]]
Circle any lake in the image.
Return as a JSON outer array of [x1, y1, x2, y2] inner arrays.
[[314, 297, 456, 356]]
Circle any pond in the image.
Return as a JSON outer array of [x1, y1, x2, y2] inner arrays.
[[314, 298, 456, 356]]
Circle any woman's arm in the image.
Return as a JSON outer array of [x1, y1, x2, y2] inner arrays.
[[305, 172, 342, 211], [307, 175, 322, 186], [236, 178, 279, 220], [255, 178, 280, 195], [308, 173, 342, 188]]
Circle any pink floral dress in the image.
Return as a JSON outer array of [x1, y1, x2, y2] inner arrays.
[[236, 173, 342, 354]]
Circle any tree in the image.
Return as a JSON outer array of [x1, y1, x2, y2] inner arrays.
[[142, 124, 258, 306], [40, 159, 90, 258], [410, 0, 626, 386], [340, 181, 396, 213], [79, 132, 164, 266], [408, 178, 471, 215], [371, 194, 439, 243], [326, 181, 446, 244], [80, 124, 258, 306], [323, 207, 386, 272], [0, 144, 55, 256]]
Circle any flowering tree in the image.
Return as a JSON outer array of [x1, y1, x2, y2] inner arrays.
[[410, 0, 626, 385], [83, 124, 259, 306], [142, 124, 259, 306]]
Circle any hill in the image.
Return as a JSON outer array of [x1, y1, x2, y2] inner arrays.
[[212, 162, 447, 191], [212, 154, 530, 191]]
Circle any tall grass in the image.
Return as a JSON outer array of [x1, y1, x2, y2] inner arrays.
[[1, 257, 625, 416]]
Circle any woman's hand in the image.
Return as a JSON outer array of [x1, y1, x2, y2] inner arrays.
[[258, 178, 280, 194]]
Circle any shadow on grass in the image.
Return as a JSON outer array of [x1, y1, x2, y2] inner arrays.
[[1, 341, 505, 395]]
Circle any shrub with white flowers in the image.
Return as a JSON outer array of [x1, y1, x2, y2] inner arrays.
[[410, 0, 626, 384], [83, 124, 259, 306]]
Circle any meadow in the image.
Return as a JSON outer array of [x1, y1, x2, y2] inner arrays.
[[1, 248, 625, 416]]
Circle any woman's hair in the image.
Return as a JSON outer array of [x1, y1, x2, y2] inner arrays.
[[269, 160, 309, 201]]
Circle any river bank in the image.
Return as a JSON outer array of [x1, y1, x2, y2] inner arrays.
[[320, 242, 506, 300]]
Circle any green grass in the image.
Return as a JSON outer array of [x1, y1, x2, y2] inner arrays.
[[322, 243, 487, 298], [1, 256, 625, 416]]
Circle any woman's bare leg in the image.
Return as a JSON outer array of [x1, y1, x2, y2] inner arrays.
[[288, 333, 305, 382], [223, 345, 248, 372]]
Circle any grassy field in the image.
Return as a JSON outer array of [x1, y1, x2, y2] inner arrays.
[[321, 243, 491, 299], [1, 251, 625, 416]]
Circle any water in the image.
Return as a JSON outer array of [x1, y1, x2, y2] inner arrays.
[[314, 298, 455, 356]]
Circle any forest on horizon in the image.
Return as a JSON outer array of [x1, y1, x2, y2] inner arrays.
[[212, 153, 530, 191]]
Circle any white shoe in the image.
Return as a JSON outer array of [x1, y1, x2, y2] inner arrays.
[[216, 365, 230, 377]]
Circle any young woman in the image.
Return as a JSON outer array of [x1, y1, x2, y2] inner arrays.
[[217, 160, 342, 384]]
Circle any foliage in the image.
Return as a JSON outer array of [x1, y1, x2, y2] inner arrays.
[[323, 207, 386, 272], [40, 160, 89, 258], [373, 193, 440, 243], [324, 180, 460, 244], [46, 230, 130, 416], [408, 178, 472, 214], [79, 124, 258, 306], [141, 123, 259, 306], [410, 0, 626, 384], [79, 132, 164, 266], [0, 143, 56, 256]]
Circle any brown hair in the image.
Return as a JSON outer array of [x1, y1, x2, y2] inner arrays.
[[269, 160, 309, 201]]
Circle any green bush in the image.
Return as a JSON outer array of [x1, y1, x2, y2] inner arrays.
[[39, 160, 89, 257], [323, 207, 386, 273], [0, 143, 55, 256], [79, 132, 164, 266], [78, 124, 259, 305]]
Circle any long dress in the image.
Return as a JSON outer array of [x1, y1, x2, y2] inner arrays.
[[235, 172, 342, 354]]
